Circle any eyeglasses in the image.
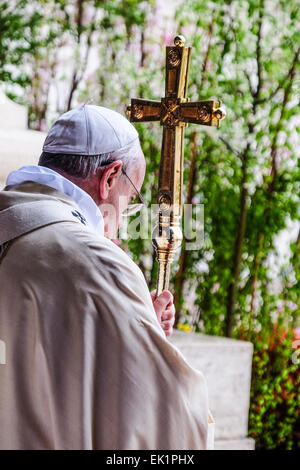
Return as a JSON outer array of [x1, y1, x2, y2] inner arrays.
[[121, 167, 145, 216], [99, 161, 145, 217]]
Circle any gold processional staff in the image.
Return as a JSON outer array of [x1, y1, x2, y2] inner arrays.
[[127, 35, 226, 297]]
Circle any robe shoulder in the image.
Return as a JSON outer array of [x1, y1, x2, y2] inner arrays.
[[2, 220, 159, 328], [0, 220, 210, 450]]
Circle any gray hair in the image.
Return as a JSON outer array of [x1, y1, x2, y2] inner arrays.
[[38, 139, 142, 180]]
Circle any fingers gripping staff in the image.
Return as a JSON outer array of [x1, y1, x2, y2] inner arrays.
[[151, 290, 175, 337]]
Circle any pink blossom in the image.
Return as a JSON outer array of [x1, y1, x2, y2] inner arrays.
[[40, 120, 47, 132], [181, 26, 191, 36], [293, 328, 300, 340], [280, 147, 292, 160], [210, 282, 220, 294], [286, 301, 297, 311], [145, 43, 161, 57], [163, 32, 174, 46]]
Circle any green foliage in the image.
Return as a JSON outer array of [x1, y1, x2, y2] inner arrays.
[[1, 0, 299, 450], [0, 1, 43, 87], [172, 0, 300, 336], [238, 324, 300, 450]]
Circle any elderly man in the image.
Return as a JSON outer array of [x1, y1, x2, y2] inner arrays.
[[0, 105, 213, 450]]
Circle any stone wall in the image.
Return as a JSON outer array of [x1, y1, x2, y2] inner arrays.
[[170, 330, 255, 450], [0, 91, 46, 188]]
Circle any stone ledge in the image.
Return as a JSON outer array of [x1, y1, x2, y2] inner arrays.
[[170, 329, 253, 442], [170, 329, 253, 350], [215, 438, 255, 450]]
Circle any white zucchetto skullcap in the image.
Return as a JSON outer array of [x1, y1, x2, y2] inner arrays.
[[43, 104, 139, 155]]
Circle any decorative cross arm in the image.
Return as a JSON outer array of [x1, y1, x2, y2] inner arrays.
[[129, 98, 225, 127]]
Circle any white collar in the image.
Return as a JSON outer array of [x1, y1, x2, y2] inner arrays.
[[6, 165, 104, 236]]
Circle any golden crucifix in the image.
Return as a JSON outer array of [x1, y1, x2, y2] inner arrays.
[[127, 35, 225, 297]]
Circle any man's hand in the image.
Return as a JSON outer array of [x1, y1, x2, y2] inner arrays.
[[151, 290, 175, 337]]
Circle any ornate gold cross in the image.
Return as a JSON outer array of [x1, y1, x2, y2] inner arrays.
[[127, 35, 225, 297]]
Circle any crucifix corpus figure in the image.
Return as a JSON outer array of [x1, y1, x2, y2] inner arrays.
[[127, 35, 226, 296]]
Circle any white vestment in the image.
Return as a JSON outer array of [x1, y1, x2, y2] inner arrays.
[[0, 181, 214, 450]]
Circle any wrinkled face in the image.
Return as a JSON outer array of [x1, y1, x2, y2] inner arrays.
[[98, 151, 146, 239]]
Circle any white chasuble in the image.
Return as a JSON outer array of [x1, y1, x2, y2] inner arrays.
[[0, 181, 214, 450]]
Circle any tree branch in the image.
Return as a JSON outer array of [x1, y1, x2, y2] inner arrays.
[[174, 132, 198, 326], [268, 45, 300, 194], [66, 0, 96, 110], [225, 148, 249, 337], [218, 136, 243, 160], [254, 45, 300, 106], [249, 46, 300, 318], [253, 0, 264, 103]]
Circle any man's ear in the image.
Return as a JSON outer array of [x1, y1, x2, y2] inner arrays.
[[99, 160, 123, 200]]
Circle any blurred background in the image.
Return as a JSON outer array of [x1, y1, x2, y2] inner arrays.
[[0, 0, 299, 449]]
